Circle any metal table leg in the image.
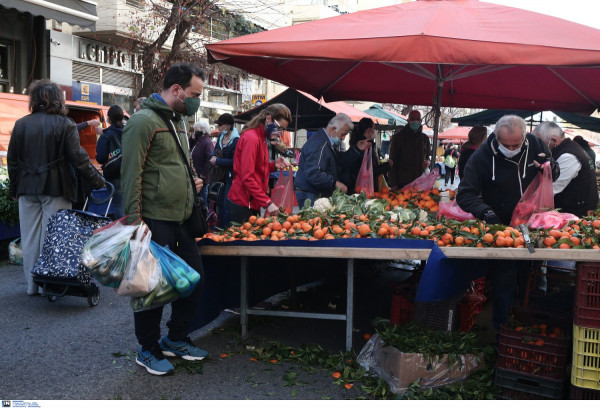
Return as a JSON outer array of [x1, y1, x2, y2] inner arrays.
[[240, 256, 248, 340], [346, 258, 354, 352]]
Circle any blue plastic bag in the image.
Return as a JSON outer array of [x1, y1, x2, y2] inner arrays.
[[149, 241, 201, 298]]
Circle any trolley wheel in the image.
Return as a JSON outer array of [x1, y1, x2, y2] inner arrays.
[[48, 295, 57, 302], [88, 287, 100, 307]]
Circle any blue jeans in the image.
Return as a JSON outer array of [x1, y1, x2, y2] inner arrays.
[[295, 190, 316, 208], [198, 184, 209, 207], [109, 178, 125, 220]]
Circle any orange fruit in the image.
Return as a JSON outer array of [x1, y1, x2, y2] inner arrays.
[[332, 372, 342, 379], [363, 333, 372, 341], [357, 224, 372, 236], [495, 236, 506, 247], [313, 228, 325, 239], [482, 233, 494, 244], [262, 227, 272, 236], [248, 215, 257, 224], [543, 236, 557, 247], [411, 227, 422, 235], [559, 243, 571, 249]]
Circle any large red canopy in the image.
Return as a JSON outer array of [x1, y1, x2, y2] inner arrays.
[[207, 0, 600, 114]]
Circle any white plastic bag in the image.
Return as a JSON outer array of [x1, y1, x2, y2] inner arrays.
[[82, 219, 139, 287], [117, 223, 161, 297]]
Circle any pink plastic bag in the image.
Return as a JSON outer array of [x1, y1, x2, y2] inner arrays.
[[271, 169, 295, 215], [401, 168, 440, 192], [510, 162, 554, 227], [528, 210, 579, 230], [355, 144, 374, 198], [437, 200, 476, 222]]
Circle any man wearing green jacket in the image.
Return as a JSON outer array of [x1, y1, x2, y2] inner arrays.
[[121, 63, 207, 376]]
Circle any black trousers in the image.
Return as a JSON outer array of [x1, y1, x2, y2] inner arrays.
[[134, 218, 205, 349], [226, 198, 259, 225], [444, 166, 456, 185]]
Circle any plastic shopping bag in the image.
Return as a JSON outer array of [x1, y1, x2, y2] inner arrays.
[[528, 210, 579, 230], [149, 241, 201, 298], [401, 168, 439, 192], [355, 144, 374, 198], [116, 223, 161, 297], [130, 272, 179, 312], [271, 169, 296, 215], [81, 218, 139, 287], [510, 162, 554, 227], [437, 200, 476, 222]]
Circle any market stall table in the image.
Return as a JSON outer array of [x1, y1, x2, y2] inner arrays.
[[198, 238, 600, 351]]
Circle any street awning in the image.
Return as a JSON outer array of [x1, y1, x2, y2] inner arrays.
[[3, 0, 98, 31]]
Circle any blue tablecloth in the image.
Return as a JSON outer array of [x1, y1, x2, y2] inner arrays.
[[193, 238, 485, 330]]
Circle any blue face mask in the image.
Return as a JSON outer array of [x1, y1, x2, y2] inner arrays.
[[409, 121, 421, 131], [266, 123, 277, 138], [331, 137, 341, 147]]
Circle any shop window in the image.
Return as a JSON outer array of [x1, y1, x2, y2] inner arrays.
[[0, 43, 12, 93]]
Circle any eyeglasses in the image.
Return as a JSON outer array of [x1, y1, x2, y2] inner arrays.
[[274, 119, 286, 131]]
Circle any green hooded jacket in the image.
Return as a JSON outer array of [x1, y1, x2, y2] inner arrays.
[[121, 95, 195, 223]]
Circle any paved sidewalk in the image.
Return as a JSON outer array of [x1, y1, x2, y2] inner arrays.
[[0, 261, 373, 400]]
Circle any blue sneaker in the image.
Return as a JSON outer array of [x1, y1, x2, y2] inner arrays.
[[136, 346, 175, 376], [160, 336, 208, 361]]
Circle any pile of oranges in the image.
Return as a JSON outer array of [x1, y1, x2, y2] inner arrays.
[[200, 208, 600, 249], [372, 187, 455, 212]]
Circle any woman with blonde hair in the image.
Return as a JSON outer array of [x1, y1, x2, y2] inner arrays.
[[227, 103, 292, 224]]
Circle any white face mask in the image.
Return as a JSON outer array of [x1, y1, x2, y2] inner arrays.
[[498, 143, 521, 158]]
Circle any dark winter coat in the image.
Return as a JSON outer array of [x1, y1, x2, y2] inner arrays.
[[95, 124, 123, 181], [294, 128, 362, 197], [7, 112, 104, 200], [457, 133, 559, 225]]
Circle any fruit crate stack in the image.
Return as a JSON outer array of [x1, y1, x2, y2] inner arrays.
[[570, 262, 600, 400], [525, 263, 577, 314], [494, 307, 571, 399], [390, 279, 486, 332]]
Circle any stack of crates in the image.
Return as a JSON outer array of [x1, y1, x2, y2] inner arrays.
[[570, 262, 600, 399], [494, 307, 571, 399], [389, 278, 485, 332]]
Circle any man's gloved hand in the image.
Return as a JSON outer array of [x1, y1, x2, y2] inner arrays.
[[482, 208, 502, 225]]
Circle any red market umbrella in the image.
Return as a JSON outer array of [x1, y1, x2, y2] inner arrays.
[[206, 0, 600, 163], [437, 126, 472, 140]]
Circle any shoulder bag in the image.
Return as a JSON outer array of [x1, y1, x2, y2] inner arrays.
[[150, 108, 209, 237]]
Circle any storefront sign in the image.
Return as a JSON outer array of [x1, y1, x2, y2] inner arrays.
[[207, 71, 240, 91], [252, 94, 266, 107], [72, 81, 102, 105], [77, 39, 143, 73]]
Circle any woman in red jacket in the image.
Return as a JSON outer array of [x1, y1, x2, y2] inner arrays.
[[227, 103, 292, 224]]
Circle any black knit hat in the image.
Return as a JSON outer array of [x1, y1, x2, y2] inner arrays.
[[216, 113, 234, 126]]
